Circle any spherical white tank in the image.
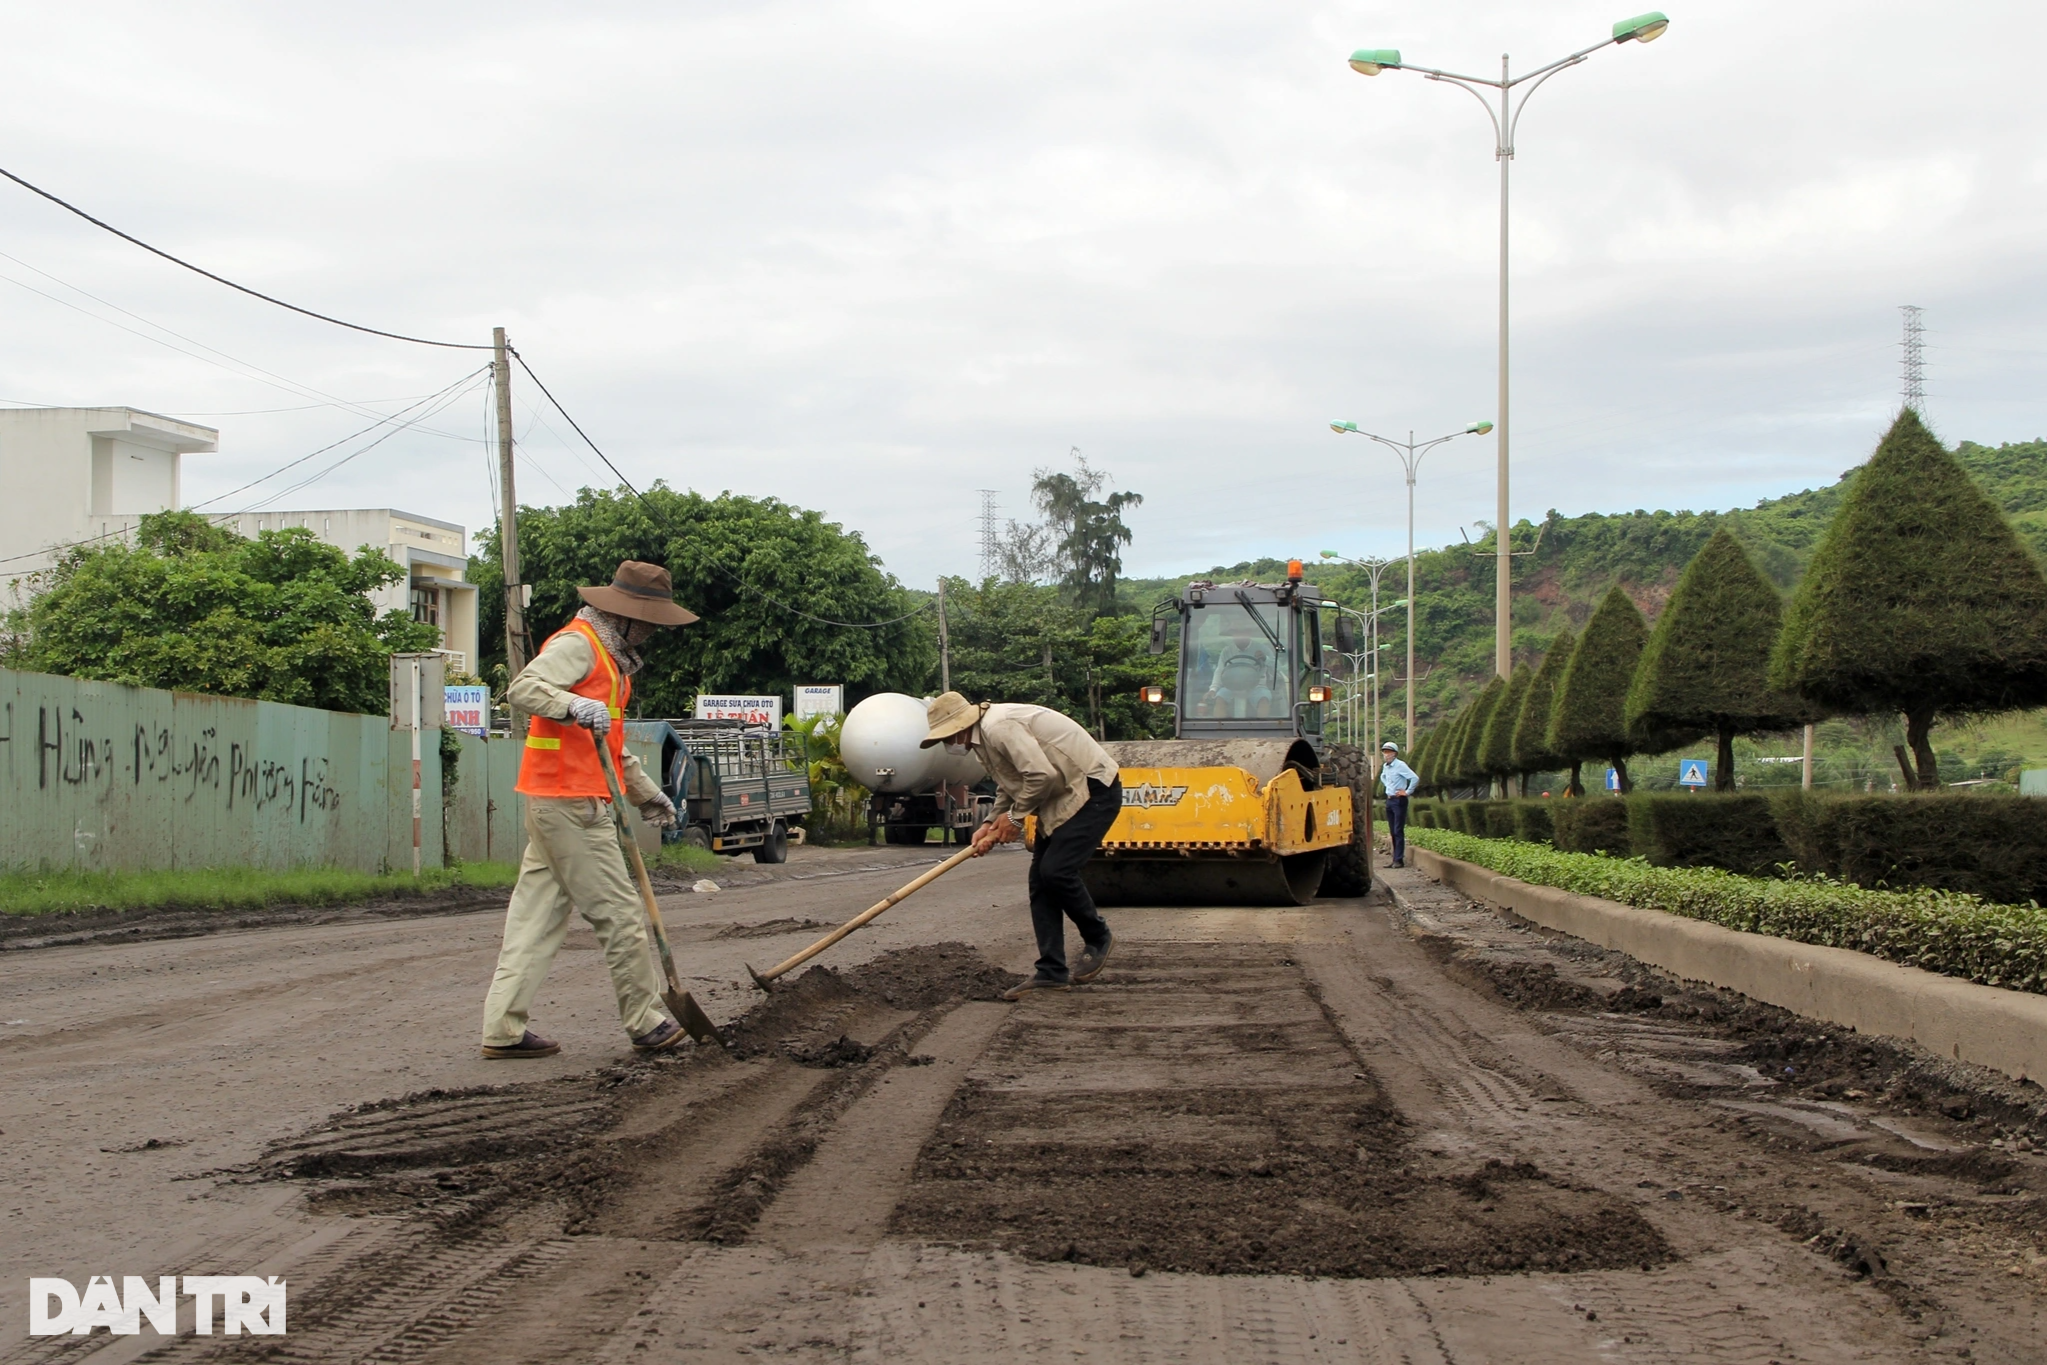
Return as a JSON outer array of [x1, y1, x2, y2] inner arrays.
[[840, 693, 986, 794]]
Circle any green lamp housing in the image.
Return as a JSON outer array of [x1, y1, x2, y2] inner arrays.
[[1612, 12, 1670, 42], [1348, 49, 1402, 75], [1467, 421, 1495, 435], [1330, 420, 1359, 433]]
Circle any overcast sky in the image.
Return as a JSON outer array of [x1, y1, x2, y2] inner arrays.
[[2, 1, 2042, 594]]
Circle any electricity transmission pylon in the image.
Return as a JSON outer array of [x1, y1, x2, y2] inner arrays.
[[976, 490, 1000, 580], [1900, 305, 1924, 411]]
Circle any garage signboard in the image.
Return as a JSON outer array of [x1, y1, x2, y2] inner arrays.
[[693, 694, 783, 728], [793, 685, 844, 720]]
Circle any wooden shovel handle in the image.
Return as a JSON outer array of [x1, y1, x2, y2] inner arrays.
[[755, 845, 977, 984], [596, 738, 683, 994]]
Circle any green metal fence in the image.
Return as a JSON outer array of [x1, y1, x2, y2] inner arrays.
[[0, 667, 526, 874]]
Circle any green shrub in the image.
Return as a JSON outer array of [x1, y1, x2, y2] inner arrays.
[[1551, 798, 1633, 856], [1512, 800, 1556, 846], [1408, 827, 2047, 996], [1449, 801, 1480, 835], [1769, 791, 2047, 906], [1479, 801, 1519, 841], [1628, 793, 1792, 877]]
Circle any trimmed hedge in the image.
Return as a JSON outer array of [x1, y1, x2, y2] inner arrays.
[[1478, 801, 1519, 841], [1551, 799, 1633, 857], [1771, 791, 2047, 907], [1511, 800, 1555, 846], [1410, 827, 2047, 996], [1628, 793, 1792, 877]]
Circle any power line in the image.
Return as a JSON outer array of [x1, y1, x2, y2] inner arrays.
[[0, 165, 490, 350], [0, 251, 475, 440], [508, 348, 929, 630]]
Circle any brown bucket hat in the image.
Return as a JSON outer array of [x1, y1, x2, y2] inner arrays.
[[920, 691, 989, 747], [576, 560, 700, 627]]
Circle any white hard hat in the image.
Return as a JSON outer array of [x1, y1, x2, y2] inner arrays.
[[1380, 740, 1398, 752]]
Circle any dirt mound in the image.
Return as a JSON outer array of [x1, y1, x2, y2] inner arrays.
[[842, 941, 1015, 1007]]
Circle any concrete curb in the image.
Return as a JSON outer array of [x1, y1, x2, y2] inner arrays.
[[1410, 846, 2047, 1085]]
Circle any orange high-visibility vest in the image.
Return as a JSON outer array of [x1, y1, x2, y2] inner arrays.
[[516, 618, 631, 799]]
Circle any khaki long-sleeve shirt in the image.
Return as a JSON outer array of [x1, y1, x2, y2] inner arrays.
[[507, 629, 663, 806], [973, 703, 1119, 836]]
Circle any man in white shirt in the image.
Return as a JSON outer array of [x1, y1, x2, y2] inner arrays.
[[1378, 740, 1418, 868], [923, 691, 1123, 1000]]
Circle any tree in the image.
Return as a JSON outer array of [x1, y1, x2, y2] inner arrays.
[[1026, 452, 1143, 611], [1771, 409, 2047, 789], [1548, 584, 1649, 793], [1511, 627, 1574, 779], [1627, 527, 1806, 791], [5, 509, 436, 714], [1478, 665, 1534, 792], [1454, 675, 1507, 795], [476, 485, 933, 717]]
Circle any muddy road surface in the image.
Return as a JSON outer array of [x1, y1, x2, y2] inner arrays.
[[4, 846, 2043, 1362]]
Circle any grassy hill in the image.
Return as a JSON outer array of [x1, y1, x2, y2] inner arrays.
[[1120, 437, 2047, 781]]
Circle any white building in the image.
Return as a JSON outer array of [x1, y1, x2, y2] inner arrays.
[[205, 508, 480, 675], [0, 406, 219, 579], [0, 408, 480, 674]]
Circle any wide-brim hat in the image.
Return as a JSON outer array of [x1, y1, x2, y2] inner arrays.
[[920, 691, 988, 747], [577, 560, 700, 626]]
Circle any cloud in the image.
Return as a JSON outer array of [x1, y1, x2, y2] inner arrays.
[[0, 0, 2042, 595]]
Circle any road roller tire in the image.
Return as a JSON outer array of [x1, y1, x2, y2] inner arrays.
[[1082, 851, 1325, 907], [1321, 743, 1373, 897]]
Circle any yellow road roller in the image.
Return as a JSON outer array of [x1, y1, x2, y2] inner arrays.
[[1079, 563, 1373, 906]]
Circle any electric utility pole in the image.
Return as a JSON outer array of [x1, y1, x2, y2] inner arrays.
[[494, 327, 529, 732], [936, 577, 951, 692]]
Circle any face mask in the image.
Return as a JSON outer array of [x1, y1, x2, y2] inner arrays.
[[944, 741, 971, 756]]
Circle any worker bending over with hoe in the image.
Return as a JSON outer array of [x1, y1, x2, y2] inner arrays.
[[922, 691, 1122, 1000], [480, 561, 699, 1059]]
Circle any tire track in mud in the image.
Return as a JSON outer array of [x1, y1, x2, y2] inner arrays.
[[64, 945, 1013, 1364], [891, 941, 1669, 1278]]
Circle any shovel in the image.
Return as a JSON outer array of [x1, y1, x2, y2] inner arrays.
[[595, 738, 725, 1048], [747, 845, 977, 992]]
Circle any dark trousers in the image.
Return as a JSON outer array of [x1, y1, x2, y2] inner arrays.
[[1027, 776, 1121, 982], [1385, 794, 1409, 865]]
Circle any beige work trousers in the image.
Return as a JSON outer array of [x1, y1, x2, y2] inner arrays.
[[480, 795, 668, 1046]]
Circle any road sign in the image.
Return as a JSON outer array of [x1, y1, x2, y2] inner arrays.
[[445, 685, 490, 736], [1604, 767, 1620, 792], [1678, 759, 1709, 788], [794, 685, 843, 720], [694, 694, 783, 728]]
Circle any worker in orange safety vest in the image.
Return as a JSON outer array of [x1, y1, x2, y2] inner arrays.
[[479, 560, 700, 1058]]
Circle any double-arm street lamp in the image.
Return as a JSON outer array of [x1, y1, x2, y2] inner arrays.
[[1345, 13, 1671, 683], [1328, 421, 1490, 748]]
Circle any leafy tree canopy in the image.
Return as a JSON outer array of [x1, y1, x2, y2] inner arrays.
[[4, 509, 436, 714], [1479, 665, 1532, 777], [1628, 527, 1805, 786], [1512, 627, 1574, 774], [1455, 674, 1507, 785], [1772, 409, 2047, 786], [476, 485, 933, 718], [1548, 584, 1649, 781]]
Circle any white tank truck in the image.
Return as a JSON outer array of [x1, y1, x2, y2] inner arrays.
[[839, 692, 993, 845]]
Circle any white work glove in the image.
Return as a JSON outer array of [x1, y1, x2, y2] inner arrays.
[[638, 791, 677, 828], [566, 696, 612, 736]]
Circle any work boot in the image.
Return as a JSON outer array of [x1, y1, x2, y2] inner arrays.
[[1001, 976, 1072, 1001], [631, 1018, 688, 1052], [1072, 930, 1113, 984], [482, 1030, 561, 1060]]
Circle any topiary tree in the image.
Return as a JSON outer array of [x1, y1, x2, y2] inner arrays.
[[1456, 674, 1508, 798], [1548, 584, 1649, 794], [1771, 409, 2047, 789], [1512, 627, 1574, 780], [1479, 665, 1534, 794], [1435, 697, 1477, 793], [1628, 528, 1808, 791]]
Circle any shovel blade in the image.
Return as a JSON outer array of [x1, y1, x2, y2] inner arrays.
[[666, 988, 726, 1049], [746, 963, 777, 993]]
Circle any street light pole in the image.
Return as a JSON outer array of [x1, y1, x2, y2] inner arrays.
[[1329, 423, 1490, 748], [1347, 13, 1670, 681]]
